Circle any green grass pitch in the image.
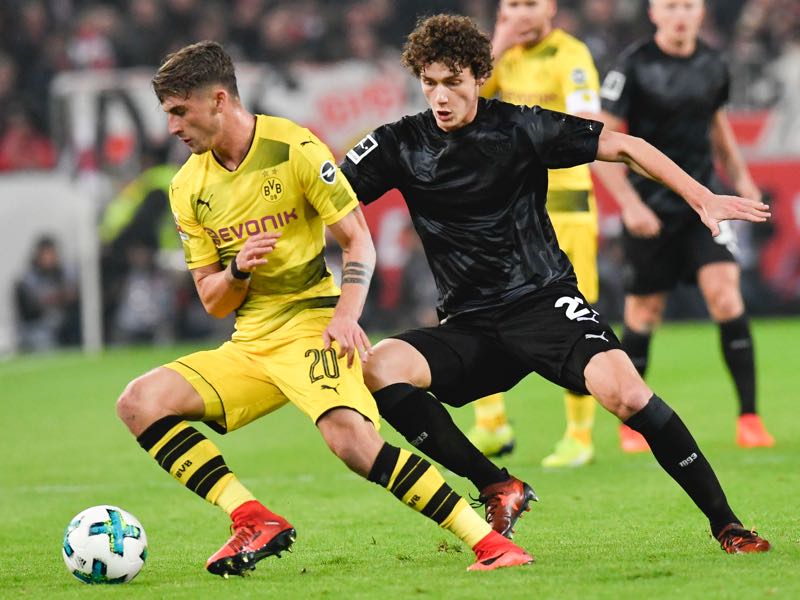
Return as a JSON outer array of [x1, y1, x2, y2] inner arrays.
[[1, 319, 798, 599]]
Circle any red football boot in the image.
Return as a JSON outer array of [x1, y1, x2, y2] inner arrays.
[[619, 424, 650, 453], [477, 475, 538, 538], [468, 531, 534, 571], [716, 523, 771, 554], [206, 501, 296, 577], [736, 414, 775, 448]]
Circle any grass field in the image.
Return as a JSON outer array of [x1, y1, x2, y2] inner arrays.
[[1, 319, 798, 599]]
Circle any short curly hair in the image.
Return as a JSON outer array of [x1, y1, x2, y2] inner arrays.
[[401, 14, 493, 81], [152, 40, 239, 103]]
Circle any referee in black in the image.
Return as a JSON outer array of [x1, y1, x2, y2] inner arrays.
[[341, 13, 772, 555], [596, 0, 774, 451]]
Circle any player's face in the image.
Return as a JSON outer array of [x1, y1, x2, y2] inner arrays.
[[420, 62, 484, 132], [499, 0, 556, 42], [649, 0, 705, 45], [161, 87, 223, 154]]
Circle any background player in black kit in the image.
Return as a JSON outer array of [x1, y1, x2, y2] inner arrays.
[[341, 14, 772, 556], [597, 0, 774, 451]]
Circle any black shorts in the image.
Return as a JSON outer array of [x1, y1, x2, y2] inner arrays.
[[391, 282, 621, 404], [622, 213, 737, 295]]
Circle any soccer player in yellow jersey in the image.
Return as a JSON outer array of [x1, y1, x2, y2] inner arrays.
[[115, 41, 532, 576], [469, 0, 602, 467]]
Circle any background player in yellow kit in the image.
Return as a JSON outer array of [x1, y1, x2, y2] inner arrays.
[[115, 41, 533, 577], [468, 0, 602, 467]]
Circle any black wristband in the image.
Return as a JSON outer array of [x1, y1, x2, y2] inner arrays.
[[229, 254, 251, 280]]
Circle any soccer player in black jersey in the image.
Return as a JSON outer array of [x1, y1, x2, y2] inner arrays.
[[596, 0, 774, 451], [341, 14, 771, 555]]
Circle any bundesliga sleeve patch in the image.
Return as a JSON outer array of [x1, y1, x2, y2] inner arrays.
[[346, 134, 378, 164], [600, 71, 626, 101], [571, 68, 588, 85], [320, 160, 337, 184]]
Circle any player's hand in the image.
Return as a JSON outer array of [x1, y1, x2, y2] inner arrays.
[[696, 193, 771, 237], [492, 12, 538, 57], [622, 201, 662, 238], [236, 232, 281, 272], [322, 315, 373, 368]]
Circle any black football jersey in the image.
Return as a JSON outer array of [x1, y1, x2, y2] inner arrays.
[[601, 38, 730, 216], [340, 98, 602, 319]]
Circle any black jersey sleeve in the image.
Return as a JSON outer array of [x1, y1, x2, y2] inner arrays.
[[521, 106, 603, 169], [339, 125, 398, 205], [714, 57, 731, 110], [600, 49, 634, 118]]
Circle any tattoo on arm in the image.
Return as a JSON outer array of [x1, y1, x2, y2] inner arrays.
[[341, 261, 373, 286]]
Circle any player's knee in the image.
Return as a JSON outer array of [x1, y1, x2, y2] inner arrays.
[[617, 385, 651, 418], [362, 350, 395, 392], [707, 290, 743, 321], [587, 352, 651, 419], [116, 375, 163, 430]]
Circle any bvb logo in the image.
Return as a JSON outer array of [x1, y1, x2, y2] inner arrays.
[[262, 177, 284, 203]]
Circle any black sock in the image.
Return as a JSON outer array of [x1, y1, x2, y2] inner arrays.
[[718, 315, 756, 415], [625, 395, 739, 536], [621, 327, 652, 377], [372, 383, 508, 490]]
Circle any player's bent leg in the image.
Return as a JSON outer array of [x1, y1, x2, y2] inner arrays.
[[584, 350, 770, 552], [698, 263, 774, 447], [467, 394, 516, 458], [117, 368, 295, 577], [365, 338, 515, 512], [317, 406, 534, 568]]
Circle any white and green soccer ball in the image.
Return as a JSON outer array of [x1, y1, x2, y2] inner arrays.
[[62, 505, 148, 584]]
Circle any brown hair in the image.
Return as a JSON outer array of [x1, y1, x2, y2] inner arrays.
[[401, 14, 493, 80], [152, 40, 239, 103]]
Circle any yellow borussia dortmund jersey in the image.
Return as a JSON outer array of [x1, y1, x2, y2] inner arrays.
[[482, 29, 600, 208], [170, 115, 359, 342]]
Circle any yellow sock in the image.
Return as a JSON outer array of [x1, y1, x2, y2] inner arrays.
[[136, 416, 253, 512], [369, 445, 490, 548], [213, 474, 257, 515], [473, 393, 508, 431], [564, 391, 595, 445]]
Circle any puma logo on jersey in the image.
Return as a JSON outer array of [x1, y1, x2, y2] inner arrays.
[[321, 383, 340, 395], [196, 198, 211, 211], [585, 331, 609, 342]]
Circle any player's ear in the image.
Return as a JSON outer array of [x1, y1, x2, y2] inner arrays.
[[212, 88, 226, 113]]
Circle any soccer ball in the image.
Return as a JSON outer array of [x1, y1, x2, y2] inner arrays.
[[62, 505, 148, 584]]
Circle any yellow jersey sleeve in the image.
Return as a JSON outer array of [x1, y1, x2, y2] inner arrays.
[[291, 132, 359, 226], [169, 179, 220, 269], [557, 43, 601, 115]]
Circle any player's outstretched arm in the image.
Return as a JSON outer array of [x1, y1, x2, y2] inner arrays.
[[325, 206, 376, 368], [590, 111, 662, 238], [596, 129, 771, 236], [191, 231, 281, 318]]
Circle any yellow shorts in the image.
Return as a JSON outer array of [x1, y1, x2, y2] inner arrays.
[[551, 209, 599, 304], [165, 309, 381, 433]]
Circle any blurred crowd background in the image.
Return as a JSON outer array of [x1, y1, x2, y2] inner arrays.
[[1, 0, 799, 353]]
